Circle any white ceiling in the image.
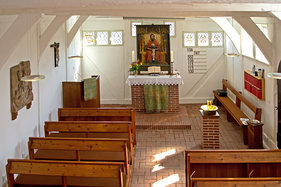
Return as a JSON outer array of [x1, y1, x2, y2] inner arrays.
[[0, 0, 281, 17]]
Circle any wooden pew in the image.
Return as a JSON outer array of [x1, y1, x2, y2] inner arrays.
[[6, 159, 126, 187], [185, 150, 281, 187], [44, 121, 134, 159], [213, 79, 262, 144], [58, 107, 136, 146], [192, 179, 281, 187], [28, 137, 130, 175]]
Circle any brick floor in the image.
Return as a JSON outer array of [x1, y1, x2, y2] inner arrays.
[[130, 104, 248, 187]]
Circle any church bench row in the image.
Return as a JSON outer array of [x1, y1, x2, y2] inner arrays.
[[44, 120, 134, 163], [28, 137, 131, 176], [213, 79, 262, 144], [6, 159, 126, 187], [185, 150, 281, 187], [58, 107, 136, 146]]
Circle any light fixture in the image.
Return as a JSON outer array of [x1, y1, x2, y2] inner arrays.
[[68, 56, 83, 59], [224, 53, 240, 57], [21, 75, 45, 82], [267, 73, 281, 79]]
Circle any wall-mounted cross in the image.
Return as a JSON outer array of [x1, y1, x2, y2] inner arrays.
[[50, 42, 60, 67]]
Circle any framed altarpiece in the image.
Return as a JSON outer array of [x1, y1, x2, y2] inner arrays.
[[136, 25, 171, 72]]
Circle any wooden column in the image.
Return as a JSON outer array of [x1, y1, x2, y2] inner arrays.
[[201, 110, 220, 149]]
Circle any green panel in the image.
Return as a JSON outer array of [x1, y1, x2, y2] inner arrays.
[[143, 85, 168, 113], [83, 78, 97, 101]]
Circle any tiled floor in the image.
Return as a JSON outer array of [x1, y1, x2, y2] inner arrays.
[[130, 104, 248, 187]]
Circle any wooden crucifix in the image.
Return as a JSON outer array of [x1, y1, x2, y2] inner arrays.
[[50, 42, 60, 67]]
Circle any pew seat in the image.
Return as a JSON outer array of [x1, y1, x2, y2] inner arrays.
[[213, 79, 262, 144], [58, 107, 136, 145], [6, 159, 127, 187], [185, 150, 281, 187], [28, 137, 131, 175]]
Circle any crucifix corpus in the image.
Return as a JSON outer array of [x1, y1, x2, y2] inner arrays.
[[50, 42, 60, 67]]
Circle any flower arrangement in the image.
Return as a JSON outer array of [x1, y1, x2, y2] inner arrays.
[[129, 60, 142, 74]]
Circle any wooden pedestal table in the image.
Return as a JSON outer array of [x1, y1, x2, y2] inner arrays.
[[247, 122, 264, 149], [200, 110, 220, 149]]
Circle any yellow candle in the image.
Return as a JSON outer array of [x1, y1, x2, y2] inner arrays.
[[132, 50, 135, 62], [171, 50, 174, 62]]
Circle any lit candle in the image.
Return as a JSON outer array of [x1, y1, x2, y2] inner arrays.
[[132, 50, 135, 62], [171, 50, 174, 62]]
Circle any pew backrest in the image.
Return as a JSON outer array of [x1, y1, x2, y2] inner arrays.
[[222, 79, 262, 120], [6, 159, 124, 187], [185, 150, 281, 187], [58, 107, 136, 145], [28, 137, 130, 174], [44, 121, 133, 152]]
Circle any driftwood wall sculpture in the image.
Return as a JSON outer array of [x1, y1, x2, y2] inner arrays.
[[10, 61, 33, 120]]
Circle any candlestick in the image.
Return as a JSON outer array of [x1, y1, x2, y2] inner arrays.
[[132, 50, 135, 62], [171, 50, 174, 62]]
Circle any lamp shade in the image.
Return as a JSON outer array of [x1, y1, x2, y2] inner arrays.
[[21, 75, 45, 82], [267, 73, 281, 79]]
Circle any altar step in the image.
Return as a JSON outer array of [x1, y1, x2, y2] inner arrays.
[[135, 106, 191, 130]]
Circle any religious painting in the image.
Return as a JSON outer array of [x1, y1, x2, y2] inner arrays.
[[10, 61, 33, 120], [136, 25, 171, 71]]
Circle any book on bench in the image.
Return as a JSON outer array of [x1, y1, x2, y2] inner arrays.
[[217, 89, 227, 97]]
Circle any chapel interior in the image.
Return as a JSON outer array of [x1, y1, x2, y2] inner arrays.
[[1, 1, 281, 187]]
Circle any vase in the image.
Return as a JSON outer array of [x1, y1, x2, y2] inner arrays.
[[134, 71, 138, 75]]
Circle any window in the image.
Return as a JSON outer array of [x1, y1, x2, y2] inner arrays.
[[211, 32, 223, 47], [96, 31, 109, 45], [110, 31, 123, 45], [197, 32, 209, 47], [183, 32, 195, 47], [131, 22, 142, 37], [241, 28, 253, 58], [83, 32, 95, 46], [164, 21, 176, 36]]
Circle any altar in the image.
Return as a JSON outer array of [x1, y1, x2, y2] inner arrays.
[[126, 75, 183, 113]]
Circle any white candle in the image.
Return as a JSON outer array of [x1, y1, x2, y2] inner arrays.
[[171, 50, 174, 62], [132, 50, 135, 62]]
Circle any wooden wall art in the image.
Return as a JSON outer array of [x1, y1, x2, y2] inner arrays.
[[10, 61, 33, 120]]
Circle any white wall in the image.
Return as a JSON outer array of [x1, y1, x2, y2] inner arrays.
[[81, 17, 226, 104], [226, 18, 281, 148], [67, 16, 83, 81], [0, 15, 39, 186], [0, 15, 68, 187]]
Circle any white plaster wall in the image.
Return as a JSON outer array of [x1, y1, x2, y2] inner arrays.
[[0, 15, 68, 187], [225, 19, 280, 148], [67, 16, 82, 81], [38, 18, 67, 136], [0, 16, 39, 187], [81, 17, 226, 104], [82, 18, 126, 104]]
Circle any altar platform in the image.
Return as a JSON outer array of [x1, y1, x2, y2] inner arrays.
[[126, 74, 183, 113]]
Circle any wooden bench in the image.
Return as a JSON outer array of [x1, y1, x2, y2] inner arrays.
[[213, 79, 262, 144], [185, 150, 281, 187], [28, 137, 130, 175], [191, 179, 281, 187], [58, 107, 136, 146], [6, 159, 126, 187], [44, 121, 134, 159]]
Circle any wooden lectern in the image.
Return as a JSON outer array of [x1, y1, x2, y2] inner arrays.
[[62, 75, 100, 108]]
